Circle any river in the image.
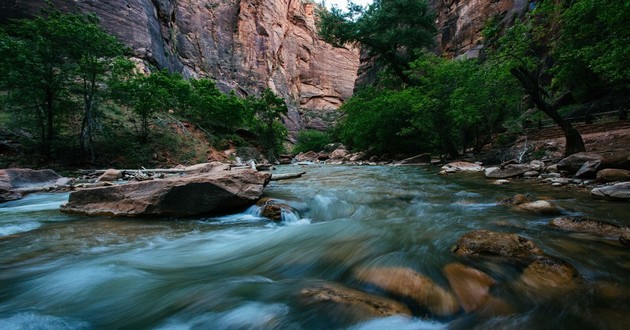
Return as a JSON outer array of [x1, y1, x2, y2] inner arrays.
[[1, 165, 628, 329]]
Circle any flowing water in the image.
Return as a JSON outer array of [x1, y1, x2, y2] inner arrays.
[[1, 165, 629, 329]]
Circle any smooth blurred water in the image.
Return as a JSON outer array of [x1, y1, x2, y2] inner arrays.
[[0, 165, 628, 329]]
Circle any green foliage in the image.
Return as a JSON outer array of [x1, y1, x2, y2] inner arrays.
[[554, 0, 630, 93], [111, 70, 189, 143], [184, 80, 248, 134], [336, 87, 424, 155], [245, 89, 288, 160], [318, 0, 435, 84], [293, 130, 331, 154]]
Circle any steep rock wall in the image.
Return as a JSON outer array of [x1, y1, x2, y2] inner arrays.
[[432, 0, 530, 58], [0, 0, 359, 135]]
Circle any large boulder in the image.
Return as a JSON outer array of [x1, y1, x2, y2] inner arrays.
[[441, 162, 484, 173], [60, 168, 271, 217], [574, 159, 602, 179], [443, 263, 495, 313], [557, 152, 604, 174], [354, 267, 460, 316], [452, 230, 544, 258], [591, 182, 630, 201], [330, 148, 349, 160], [549, 216, 625, 237], [596, 168, 630, 183], [0, 168, 66, 202], [299, 283, 411, 321]]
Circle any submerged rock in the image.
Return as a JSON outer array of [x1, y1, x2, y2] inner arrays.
[[591, 182, 630, 201], [501, 194, 561, 215], [0, 168, 67, 202], [514, 200, 561, 215], [256, 198, 299, 221], [299, 282, 411, 321], [549, 216, 625, 237], [60, 168, 270, 217], [443, 263, 495, 313], [517, 256, 579, 294], [452, 230, 544, 258], [354, 267, 460, 316]]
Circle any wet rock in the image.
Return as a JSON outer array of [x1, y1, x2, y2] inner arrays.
[[517, 256, 579, 294], [549, 216, 625, 237], [484, 164, 532, 179], [514, 200, 561, 215], [493, 179, 511, 185], [441, 162, 484, 173], [557, 152, 604, 174], [97, 169, 122, 182], [596, 168, 630, 183], [443, 263, 495, 313], [60, 169, 271, 217], [500, 194, 531, 205], [452, 230, 544, 258], [591, 182, 630, 201], [299, 283, 411, 321], [0, 168, 66, 202], [354, 267, 460, 316], [541, 172, 561, 178], [574, 159, 602, 179], [256, 198, 299, 221]]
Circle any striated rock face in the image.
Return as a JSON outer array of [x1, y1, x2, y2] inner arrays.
[[0, 0, 359, 135], [430, 0, 529, 58]]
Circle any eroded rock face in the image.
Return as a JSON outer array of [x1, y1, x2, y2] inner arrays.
[[60, 168, 271, 217], [354, 266, 461, 316], [0, 0, 360, 135], [452, 230, 544, 258], [430, 0, 529, 58], [299, 282, 412, 320]]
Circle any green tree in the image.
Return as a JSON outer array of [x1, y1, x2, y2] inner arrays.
[[491, 12, 586, 156], [112, 70, 190, 143], [318, 0, 435, 85], [246, 89, 288, 161], [293, 130, 331, 154], [184, 79, 249, 134], [0, 11, 77, 156]]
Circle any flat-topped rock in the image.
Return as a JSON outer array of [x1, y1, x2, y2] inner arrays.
[[60, 168, 270, 217], [441, 162, 484, 173], [591, 182, 630, 201], [452, 230, 544, 258]]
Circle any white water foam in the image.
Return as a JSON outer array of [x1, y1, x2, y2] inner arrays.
[[154, 302, 289, 330], [0, 222, 41, 236], [0, 312, 89, 330], [349, 315, 447, 330]]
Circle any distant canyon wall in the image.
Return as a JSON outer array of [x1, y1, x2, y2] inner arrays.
[[0, 0, 360, 135]]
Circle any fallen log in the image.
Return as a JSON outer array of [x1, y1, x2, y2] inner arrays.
[[270, 172, 306, 181]]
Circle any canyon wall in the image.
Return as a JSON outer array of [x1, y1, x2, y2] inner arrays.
[[0, 0, 359, 136]]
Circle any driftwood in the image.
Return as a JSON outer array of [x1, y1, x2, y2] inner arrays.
[[270, 172, 306, 181]]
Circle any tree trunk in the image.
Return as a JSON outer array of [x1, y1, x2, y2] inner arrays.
[[510, 66, 586, 156]]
